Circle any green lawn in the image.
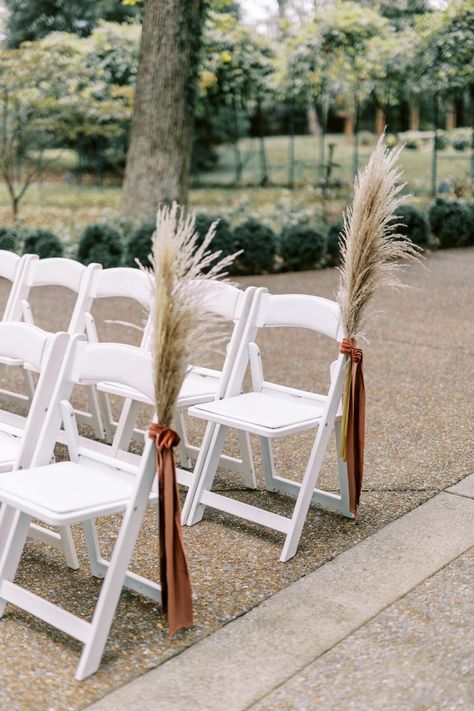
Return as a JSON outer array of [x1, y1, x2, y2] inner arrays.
[[0, 133, 470, 252], [196, 134, 471, 195]]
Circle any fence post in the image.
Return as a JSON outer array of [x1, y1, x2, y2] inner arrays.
[[431, 92, 439, 197]]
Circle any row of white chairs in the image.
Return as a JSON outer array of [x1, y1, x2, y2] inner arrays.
[[0, 250, 354, 680]]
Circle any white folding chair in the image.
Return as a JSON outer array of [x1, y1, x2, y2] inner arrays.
[[0, 322, 75, 565], [108, 281, 258, 490], [0, 251, 37, 322], [1, 257, 103, 437], [184, 288, 354, 562], [0, 337, 164, 680], [84, 266, 153, 443]]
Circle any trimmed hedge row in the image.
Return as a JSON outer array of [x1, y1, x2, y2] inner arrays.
[[1, 199, 473, 275]]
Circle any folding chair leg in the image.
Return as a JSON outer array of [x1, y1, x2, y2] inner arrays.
[[259, 436, 278, 491], [0, 504, 16, 560], [237, 430, 256, 489], [86, 385, 105, 440], [82, 520, 105, 578], [112, 398, 141, 453], [184, 424, 228, 526], [334, 419, 351, 518], [280, 415, 337, 563], [0, 510, 32, 617], [175, 412, 193, 469], [75, 470, 157, 680], [27, 523, 80, 570], [96, 391, 115, 444]]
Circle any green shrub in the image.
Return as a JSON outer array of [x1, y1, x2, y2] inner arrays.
[[326, 221, 343, 266], [435, 133, 448, 150], [0, 227, 20, 253], [452, 137, 469, 152], [465, 202, 474, 247], [405, 138, 420, 150], [77, 223, 123, 268], [428, 198, 471, 248], [280, 223, 326, 271], [125, 220, 155, 268], [194, 214, 236, 267], [394, 204, 430, 247], [233, 218, 276, 275], [23, 229, 63, 258]]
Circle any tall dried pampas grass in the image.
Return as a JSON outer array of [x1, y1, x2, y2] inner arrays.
[[337, 135, 421, 340], [150, 202, 235, 427]]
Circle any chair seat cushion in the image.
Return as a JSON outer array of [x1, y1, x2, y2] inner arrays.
[[0, 461, 136, 524], [179, 369, 220, 406], [189, 392, 324, 437]]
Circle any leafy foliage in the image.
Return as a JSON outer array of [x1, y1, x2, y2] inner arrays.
[[394, 204, 430, 246], [280, 223, 326, 271], [77, 223, 123, 267], [194, 213, 236, 264], [233, 218, 276, 274], [428, 198, 472, 248], [125, 220, 155, 268], [23, 229, 63, 258], [326, 221, 343, 267], [0, 227, 20, 252]]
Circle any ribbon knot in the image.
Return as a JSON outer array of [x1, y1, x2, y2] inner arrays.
[[339, 336, 362, 363], [148, 423, 180, 450]]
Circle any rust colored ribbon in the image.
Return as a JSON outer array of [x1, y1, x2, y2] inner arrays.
[[148, 423, 193, 637], [339, 337, 365, 516]]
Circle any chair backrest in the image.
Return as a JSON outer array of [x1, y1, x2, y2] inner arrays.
[[196, 280, 247, 322], [225, 288, 345, 400], [0, 322, 70, 469], [7, 257, 101, 333], [0, 252, 37, 321], [31, 336, 155, 470]]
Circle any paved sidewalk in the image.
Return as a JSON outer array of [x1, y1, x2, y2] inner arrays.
[[88, 475, 474, 710]]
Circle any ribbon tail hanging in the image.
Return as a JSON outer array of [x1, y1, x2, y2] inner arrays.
[[150, 424, 193, 638], [339, 338, 366, 516]]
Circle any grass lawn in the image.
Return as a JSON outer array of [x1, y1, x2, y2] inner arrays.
[[0, 134, 470, 252]]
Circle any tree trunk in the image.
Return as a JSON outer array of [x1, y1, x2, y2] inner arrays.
[[121, 0, 206, 220], [375, 107, 385, 135], [409, 101, 420, 131], [344, 111, 354, 143], [445, 100, 456, 130], [307, 103, 319, 136]]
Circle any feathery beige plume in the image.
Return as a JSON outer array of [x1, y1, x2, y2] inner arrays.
[[149, 202, 236, 427], [337, 135, 421, 340]]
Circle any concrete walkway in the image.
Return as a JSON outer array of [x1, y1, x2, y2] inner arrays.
[[88, 474, 474, 710]]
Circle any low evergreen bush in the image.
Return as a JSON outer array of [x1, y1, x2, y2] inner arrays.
[[23, 229, 63, 258], [125, 220, 155, 268], [0, 227, 20, 253], [394, 204, 430, 247], [233, 218, 276, 275], [326, 221, 343, 266], [77, 223, 123, 268], [452, 137, 469, 152], [280, 223, 326, 271], [428, 198, 471, 248], [194, 214, 236, 267]]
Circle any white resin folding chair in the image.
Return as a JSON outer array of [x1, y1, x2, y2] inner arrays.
[[109, 281, 258, 490], [1, 256, 103, 437], [84, 266, 153, 443], [0, 337, 164, 680], [184, 288, 354, 561], [0, 251, 37, 322], [0, 322, 75, 565]]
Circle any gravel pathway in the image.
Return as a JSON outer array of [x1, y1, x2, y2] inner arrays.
[[0, 247, 472, 710]]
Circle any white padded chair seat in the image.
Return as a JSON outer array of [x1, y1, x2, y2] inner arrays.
[[0, 461, 137, 525], [189, 391, 325, 437]]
